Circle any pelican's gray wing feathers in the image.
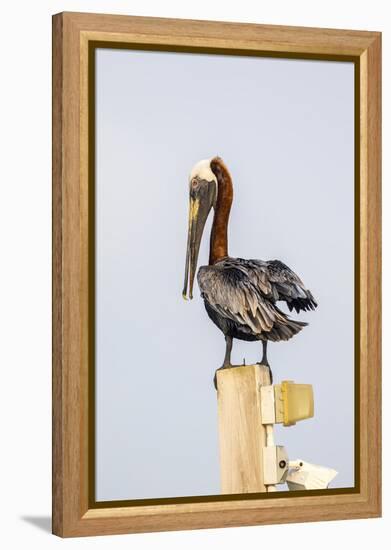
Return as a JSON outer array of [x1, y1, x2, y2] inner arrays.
[[265, 259, 318, 312], [197, 258, 312, 340]]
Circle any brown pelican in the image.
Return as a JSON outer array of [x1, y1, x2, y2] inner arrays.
[[182, 156, 317, 387]]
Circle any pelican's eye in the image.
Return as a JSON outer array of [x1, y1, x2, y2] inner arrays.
[[191, 178, 198, 188]]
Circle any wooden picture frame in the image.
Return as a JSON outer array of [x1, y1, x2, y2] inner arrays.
[[52, 11, 381, 537]]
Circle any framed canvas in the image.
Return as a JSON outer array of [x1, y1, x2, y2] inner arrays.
[[52, 12, 381, 537]]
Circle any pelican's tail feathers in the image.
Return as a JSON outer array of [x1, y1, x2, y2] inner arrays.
[[266, 316, 308, 342]]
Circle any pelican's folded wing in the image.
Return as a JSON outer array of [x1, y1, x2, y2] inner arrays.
[[265, 259, 318, 313], [197, 259, 288, 335]]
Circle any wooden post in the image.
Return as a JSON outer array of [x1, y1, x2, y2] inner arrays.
[[217, 364, 271, 494]]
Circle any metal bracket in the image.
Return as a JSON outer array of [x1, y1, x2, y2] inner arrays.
[[263, 445, 289, 485]]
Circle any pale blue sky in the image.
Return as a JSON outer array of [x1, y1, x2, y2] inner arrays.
[[95, 48, 355, 501]]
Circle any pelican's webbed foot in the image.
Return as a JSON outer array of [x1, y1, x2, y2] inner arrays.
[[260, 364, 273, 385]]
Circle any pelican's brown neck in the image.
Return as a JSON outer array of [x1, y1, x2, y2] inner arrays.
[[209, 157, 233, 265]]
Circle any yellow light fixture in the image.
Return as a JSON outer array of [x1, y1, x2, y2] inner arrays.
[[274, 381, 314, 426]]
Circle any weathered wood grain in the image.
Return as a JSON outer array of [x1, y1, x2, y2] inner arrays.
[[217, 365, 271, 494]]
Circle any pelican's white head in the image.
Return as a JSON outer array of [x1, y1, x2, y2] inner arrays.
[[189, 158, 217, 185]]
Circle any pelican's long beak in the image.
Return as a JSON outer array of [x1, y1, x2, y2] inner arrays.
[[183, 178, 216, 300]]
